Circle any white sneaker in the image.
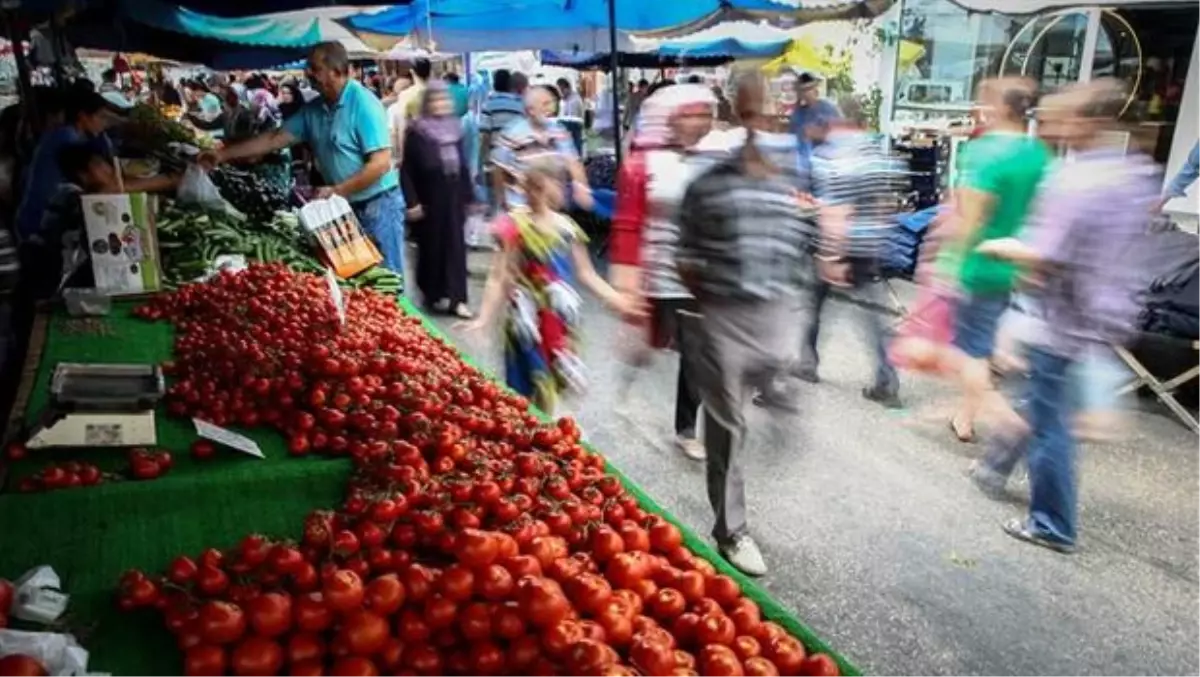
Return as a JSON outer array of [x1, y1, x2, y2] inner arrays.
[[675, 435, 705, 461], [720, 534, 767, 577]]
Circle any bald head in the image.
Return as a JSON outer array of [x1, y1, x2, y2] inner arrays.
[[524, 85, 556, 123]]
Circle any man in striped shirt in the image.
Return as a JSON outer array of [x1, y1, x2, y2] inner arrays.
[[675, 75, 816, 577], [799, 95, 906, 408]]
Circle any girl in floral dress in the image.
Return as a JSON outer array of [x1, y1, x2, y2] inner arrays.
[[462, 160, 639, 414]]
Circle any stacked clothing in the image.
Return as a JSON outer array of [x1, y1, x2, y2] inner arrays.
[[1137, 230, 1199, 340], [881, 206, 937, 279]]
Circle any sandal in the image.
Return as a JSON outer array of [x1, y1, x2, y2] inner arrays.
[[949, 417, 976, 444], [1001, 518, 1076, 554]]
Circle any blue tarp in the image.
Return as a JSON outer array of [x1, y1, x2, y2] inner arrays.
[[539, 49, 733, 70], [656, 36, 790, 59], [60, 0, 326, 69], [346, 0, 796, 37]]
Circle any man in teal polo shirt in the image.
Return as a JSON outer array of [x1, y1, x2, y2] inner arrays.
[[201, 42, 405, 274]]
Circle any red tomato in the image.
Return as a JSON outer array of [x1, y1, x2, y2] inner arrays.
[[494, 603, 527, 639], [403, 645, 443, 675], [518, 577, 570, 628], [458, 601, 492, 641], [476, 564, 515, 601], [401, 564, 435, 602], [730, 598, 763, 635], [706, 575, 742, 608], [230, 636, 284, 676], [294, 592, 334, 632], [630, 633, 677, 675], [649, 519, 683, 553], [506, 635, 542, 672], [247, 592, 292, 638], [323, 570, 364, 614], [672, 613, 702, 647], [197, 601, 247, 645], [566, 572, 613, 615], [698, 613, 737, 646], [542, 619, 585, 658], [338, 610, 390, 656], [799, 653, 840, 676], [677, 570, 706, 603], [378, 638, 406, 672], [437, 564, 475, 602], [182, 645, 226, 677], [288, 659, 325, 676], [363, 573, 405, 615], [330, 656, 379, 676], [699, 645, 745, 676], [765, 635, 807, 676], [286, 632, 326, 665], [591, 526, 626, 562], [424, 595, 458, 630], [457, 529, 500, 569], [0, 655, 47, 676], [734, 636, 763, 660], [527, 536, 569, 570], [745, 657, 781, 676], [649, 588, 688, 620], [469, 641, 506, 674]]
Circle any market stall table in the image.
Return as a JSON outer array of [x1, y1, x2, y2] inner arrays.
[[0, 295, 860, 676]]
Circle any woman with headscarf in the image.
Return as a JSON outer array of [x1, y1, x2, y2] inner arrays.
[[403, 80, 475, 318], [609, 83, 720, 461], [277, 83, 305, 121]]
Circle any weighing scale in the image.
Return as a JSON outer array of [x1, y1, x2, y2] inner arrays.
[[26, 363, 165, 449]]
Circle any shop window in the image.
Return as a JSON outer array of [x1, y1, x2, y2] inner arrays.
[[894, 0, 1021, 122]]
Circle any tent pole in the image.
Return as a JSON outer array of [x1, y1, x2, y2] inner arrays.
[[607, 0, 621, 165]]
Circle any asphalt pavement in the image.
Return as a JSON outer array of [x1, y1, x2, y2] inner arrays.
[[423, 252, 1199, 676]]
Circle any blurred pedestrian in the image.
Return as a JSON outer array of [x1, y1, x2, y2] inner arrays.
[[969, 79, 1159, 553], [278, 82, 305, 121], [676, 75, 814, 576], [490, 85, 592, 213], [1157, 140, 1197, 212], [948, 77, 1050, 443], [610, 84, 718, 460], [797, 95, 906, 408], [462, 160, 640, 415], [403, 81, 474, 318], [446, 72, 470, 118], [557, 77, 584, 119], [790, 72, 840, 191]]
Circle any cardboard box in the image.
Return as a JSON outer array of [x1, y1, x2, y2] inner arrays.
[[81, 193, 162, 295]]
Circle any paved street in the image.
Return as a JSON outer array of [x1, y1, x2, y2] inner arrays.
[[426, 252, 1199, 676]]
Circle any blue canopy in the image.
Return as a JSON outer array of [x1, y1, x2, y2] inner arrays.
[[60, 0, 329, 69], [345, 0, 796, 38], [540, 49, 732, 70], [656, 36, 790, 59]]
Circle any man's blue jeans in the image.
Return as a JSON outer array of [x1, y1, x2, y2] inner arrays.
[[353, 189, 406, 277], [980, 347, 1078, 546], [801, 259, 898, 395]]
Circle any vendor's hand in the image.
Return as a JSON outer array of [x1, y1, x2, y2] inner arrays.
[[975, 237, 1026, 260], [314, 186, 339, 200], [406, 205, 425, 222], [819, 259, 851, 287], [196, 149, 222, 170], [572, 181, 594, 210]]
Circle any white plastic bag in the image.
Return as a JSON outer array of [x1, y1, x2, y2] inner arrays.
[[176, 164, 224, 208], [0, 629, 89, 675]]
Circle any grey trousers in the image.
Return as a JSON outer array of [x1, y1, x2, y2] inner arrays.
[[683, 297, 801, 545]]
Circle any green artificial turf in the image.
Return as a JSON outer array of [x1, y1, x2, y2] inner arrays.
[[0, 298, 860, 676], [0, 302, 350, 674]]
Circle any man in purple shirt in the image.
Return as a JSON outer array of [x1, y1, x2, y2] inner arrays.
[[968, 79, 1159, 553]]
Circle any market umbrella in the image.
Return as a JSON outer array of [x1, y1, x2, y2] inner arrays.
[[342, 0, 799, 45], [60, 0, 363, 70], [538, 49, 733, 70]]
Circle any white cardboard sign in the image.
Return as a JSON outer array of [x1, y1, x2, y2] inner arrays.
[[193, 419, 264, 458], [325, 267, 346, 326]]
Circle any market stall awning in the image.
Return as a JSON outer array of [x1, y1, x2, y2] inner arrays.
[[539, 48, 733, 70], [170, 0, 406, 18], [656, 36, 789, 60], [634, 0, 896, 38], [59, 1, 375, 70], [343, 0, 798, 39], [946, 0, 1193, 12]]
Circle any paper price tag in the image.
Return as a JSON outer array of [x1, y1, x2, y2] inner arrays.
[[193, 419, 264, 458], [325, 267, 346, 326]]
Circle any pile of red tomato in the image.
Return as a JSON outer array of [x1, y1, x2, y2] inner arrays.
[[117, 264, 840, 676]]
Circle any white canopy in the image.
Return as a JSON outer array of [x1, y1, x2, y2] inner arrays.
[[947, 0, 1195, 13]]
